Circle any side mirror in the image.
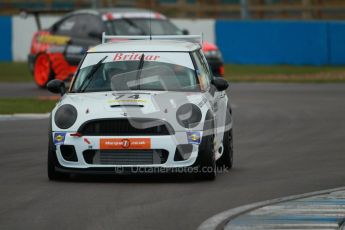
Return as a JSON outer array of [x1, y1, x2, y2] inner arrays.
[[88, 31, 102, 40], [182, 29, 189, 35], [211, 78, 229, 91], [47, 79, 66, 96]]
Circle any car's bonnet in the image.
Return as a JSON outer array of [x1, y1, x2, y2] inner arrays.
[[52, 91, 208, 132]]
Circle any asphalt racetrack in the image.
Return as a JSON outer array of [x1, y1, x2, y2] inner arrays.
[[0, 83, 345, 230]]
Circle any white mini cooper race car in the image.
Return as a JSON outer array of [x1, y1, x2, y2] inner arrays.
[[47, 34, 233, 180]]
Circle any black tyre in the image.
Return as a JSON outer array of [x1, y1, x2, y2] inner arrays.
[[47, 128, 69, 181], [217, 129, 233, 170], [195, 125, 216, 180]]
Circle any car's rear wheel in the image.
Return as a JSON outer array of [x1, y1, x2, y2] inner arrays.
[[217, 129, 233, 169], [48, 133, 70, 181], [34, 53, 54, 88]]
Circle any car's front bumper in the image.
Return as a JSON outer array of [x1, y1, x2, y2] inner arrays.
[[54, 131, 203, 172], [54, 165, 201, 175]]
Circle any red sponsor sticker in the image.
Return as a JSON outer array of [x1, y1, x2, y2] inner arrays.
[[100, 138, 151, 149]]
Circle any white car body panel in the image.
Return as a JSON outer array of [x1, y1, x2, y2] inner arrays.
[[51, 39, 232, 170]]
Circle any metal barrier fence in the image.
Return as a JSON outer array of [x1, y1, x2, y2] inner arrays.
[[1, 0, 345, 19]]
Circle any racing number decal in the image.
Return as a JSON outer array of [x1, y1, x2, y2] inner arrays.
[[113, 94, 140, 99], [128, 94, 140, 99], [109, 94, 146, 104], [114, 94, 125, 99]]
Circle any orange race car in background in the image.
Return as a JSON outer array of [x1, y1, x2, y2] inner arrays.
[[28, 8, 224, 88]]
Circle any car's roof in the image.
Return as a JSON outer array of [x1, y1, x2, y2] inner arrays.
[[71, 7, 161, 17], [88, 40, 200, 52]]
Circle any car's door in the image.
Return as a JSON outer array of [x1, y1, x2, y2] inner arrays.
[[52, 14, 104, 65]]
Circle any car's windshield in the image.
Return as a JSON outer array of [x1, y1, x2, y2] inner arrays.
[[105, 19, 183, 35], [72, 52, 199, 93]]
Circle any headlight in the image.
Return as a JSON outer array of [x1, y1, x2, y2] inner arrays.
[[54, 104, 78, 129], [176, 103, 202, 128]]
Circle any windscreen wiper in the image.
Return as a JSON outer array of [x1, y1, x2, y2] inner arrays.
[[77, 56, 108, 93], [135, 54, 145, 90]]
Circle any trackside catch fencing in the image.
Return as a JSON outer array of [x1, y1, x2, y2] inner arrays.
[[1, 15, 345, 65]]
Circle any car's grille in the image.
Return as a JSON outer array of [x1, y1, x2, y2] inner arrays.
[[79, 118, 174, 136], [83, 149, 169, 165]]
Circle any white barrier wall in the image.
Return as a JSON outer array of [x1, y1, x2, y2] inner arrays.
[[171, 19, 215, 44], [13, 15, 60, 61], [12, 16, 215, 61]]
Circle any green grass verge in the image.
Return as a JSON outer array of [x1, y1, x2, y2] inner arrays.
[[1, 62, 345, 83], [225, 76, 345, 83], [0, 98, 57, 114], [0, 62, 32, 82], [224, 64, 345, 83]]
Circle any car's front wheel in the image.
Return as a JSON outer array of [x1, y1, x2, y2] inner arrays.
[[47, 134, 70, 181], [194, 119, 216, 180], [217, 129, 233, 169]]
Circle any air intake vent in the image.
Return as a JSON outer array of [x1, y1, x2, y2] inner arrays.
[[83, 149, 169, 165], [110, 105, 144, 108], [79, 118, 174, 136]]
